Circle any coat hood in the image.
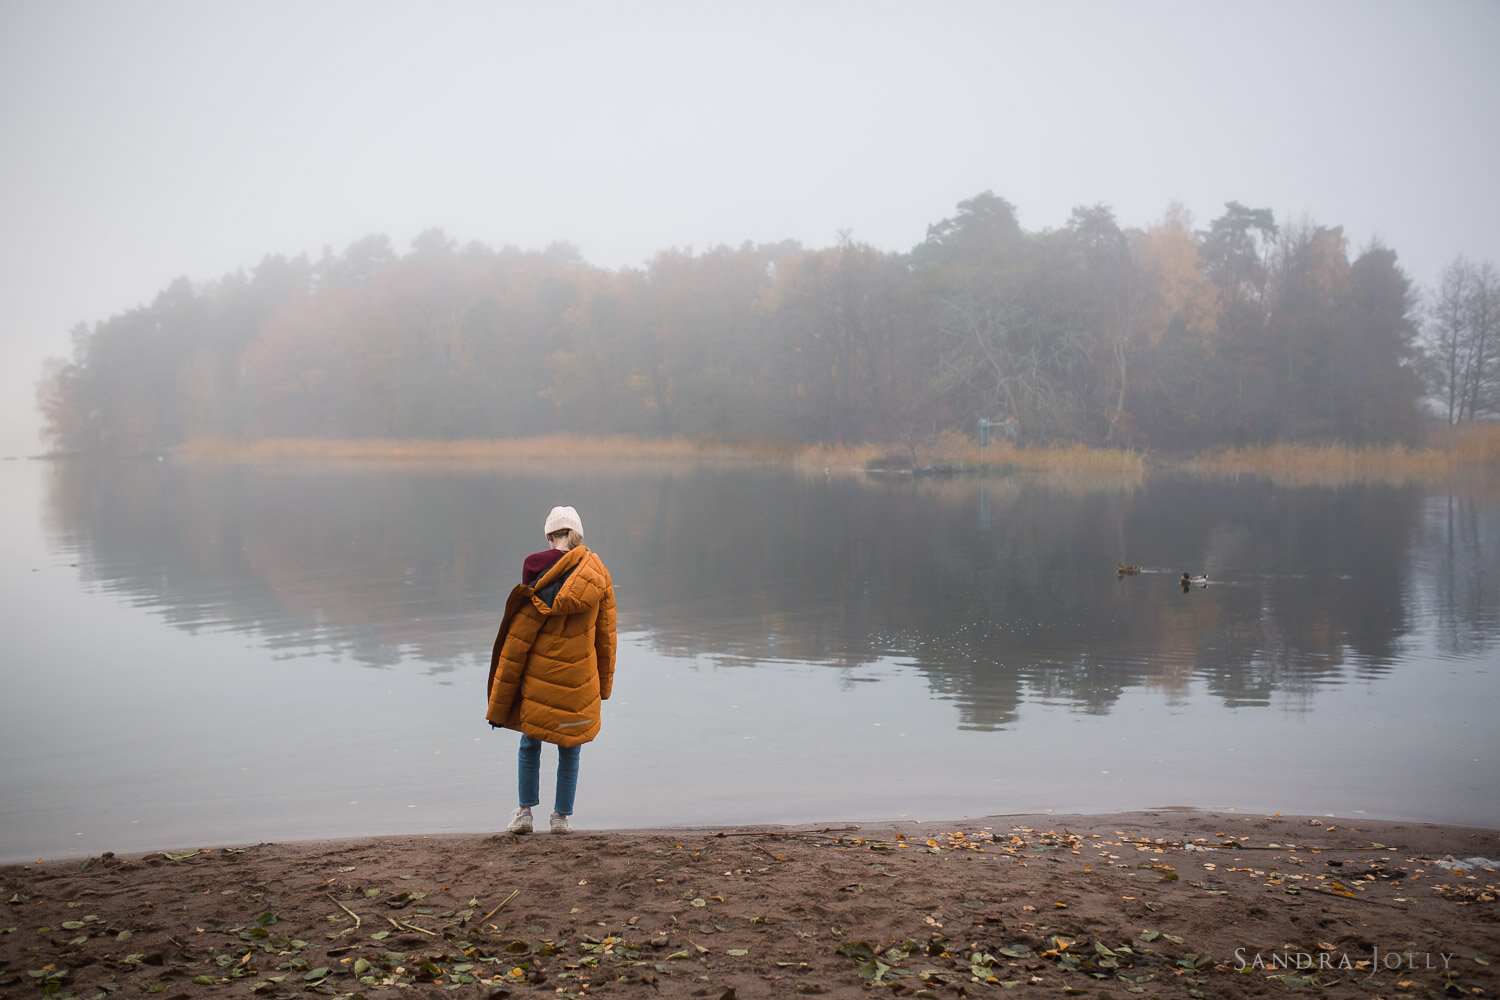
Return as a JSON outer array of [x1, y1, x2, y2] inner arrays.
[[530, 545, 610, 616]]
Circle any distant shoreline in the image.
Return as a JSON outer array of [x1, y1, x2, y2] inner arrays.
[[26, 425, 1500, 487]]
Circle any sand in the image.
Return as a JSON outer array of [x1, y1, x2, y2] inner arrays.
[[2, 810, 1496, 999]]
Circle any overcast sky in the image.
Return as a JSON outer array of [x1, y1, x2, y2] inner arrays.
[[2, 0, 1496, 455]]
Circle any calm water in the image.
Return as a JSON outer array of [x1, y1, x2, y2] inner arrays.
[[2, 459, 1497, 862]]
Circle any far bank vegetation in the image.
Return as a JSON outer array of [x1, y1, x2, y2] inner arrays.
[[171, 424, 1500, 490], [37, 194, 1500, 482]]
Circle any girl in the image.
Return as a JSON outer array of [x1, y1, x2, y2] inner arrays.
[[486, 506, 616, 834]]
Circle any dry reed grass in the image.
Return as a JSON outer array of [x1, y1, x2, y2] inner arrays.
[[1184, 423, 1500, 486], [798, 430, 1147, 477], [784, 432, 1147, 494], [174, 424, 1500, 487], [174, 435, 752, 463]]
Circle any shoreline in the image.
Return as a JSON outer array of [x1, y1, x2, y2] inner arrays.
[[3, 810, 1496, 998], [8, 803, 1500, 869], [24, 428, 1500, 490]]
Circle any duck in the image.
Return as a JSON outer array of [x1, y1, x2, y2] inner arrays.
[[1180, 572, 1207, 590], [1117, 562, 1142, 576]]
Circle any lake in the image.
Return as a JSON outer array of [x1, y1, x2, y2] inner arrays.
[[2, 458, 1496, 862]]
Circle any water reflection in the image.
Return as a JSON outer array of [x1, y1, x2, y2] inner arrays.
[[41, 460, 1500, 729]]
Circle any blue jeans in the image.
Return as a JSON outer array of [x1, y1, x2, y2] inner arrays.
[[517, 735, 580, 816]]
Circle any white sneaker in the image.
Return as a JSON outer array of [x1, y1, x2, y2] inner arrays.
[[550, 811, 573, 834], [507, 808, 533, 834]]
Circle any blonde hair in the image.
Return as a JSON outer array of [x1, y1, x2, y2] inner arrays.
[[549, 528, 584, 550]]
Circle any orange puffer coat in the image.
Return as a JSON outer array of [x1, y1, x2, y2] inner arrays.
[[486, 545, 616, 747]]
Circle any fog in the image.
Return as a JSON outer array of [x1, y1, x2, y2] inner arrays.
[[3, 0, 1497, 456]]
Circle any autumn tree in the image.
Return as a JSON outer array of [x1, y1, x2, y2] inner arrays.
[[915, 192, 1089, 443], [758, 234, 914, 444], [1125, 204, 1221, 449], [1262, 220, 1353, 438], [1337, 244, 1424, 441], [36, 195, 1454, 453], [1064, 204, 1138, 443], [1423, 257, 1500, 424], [628, 243, 793, 440], [1199, 202, 1277, 440]]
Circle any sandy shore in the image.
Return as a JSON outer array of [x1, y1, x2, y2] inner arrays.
[[2, 811, 1496, 999]]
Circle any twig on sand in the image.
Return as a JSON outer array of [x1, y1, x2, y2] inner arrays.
[[386, 916, 437, 936], [480, 889, 520, 925], [327, 894, 362, 928]]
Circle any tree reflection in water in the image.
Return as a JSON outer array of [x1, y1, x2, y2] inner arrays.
[[43, 460, 1498, 730]]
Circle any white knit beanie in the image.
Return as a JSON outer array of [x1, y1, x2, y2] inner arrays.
[[544, 505, 584, 537]]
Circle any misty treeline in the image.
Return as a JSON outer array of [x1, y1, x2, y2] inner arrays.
[[36, 193, 1500, 455]]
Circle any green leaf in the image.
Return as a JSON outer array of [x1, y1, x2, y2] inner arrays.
[[838, 942, 876, 961]]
